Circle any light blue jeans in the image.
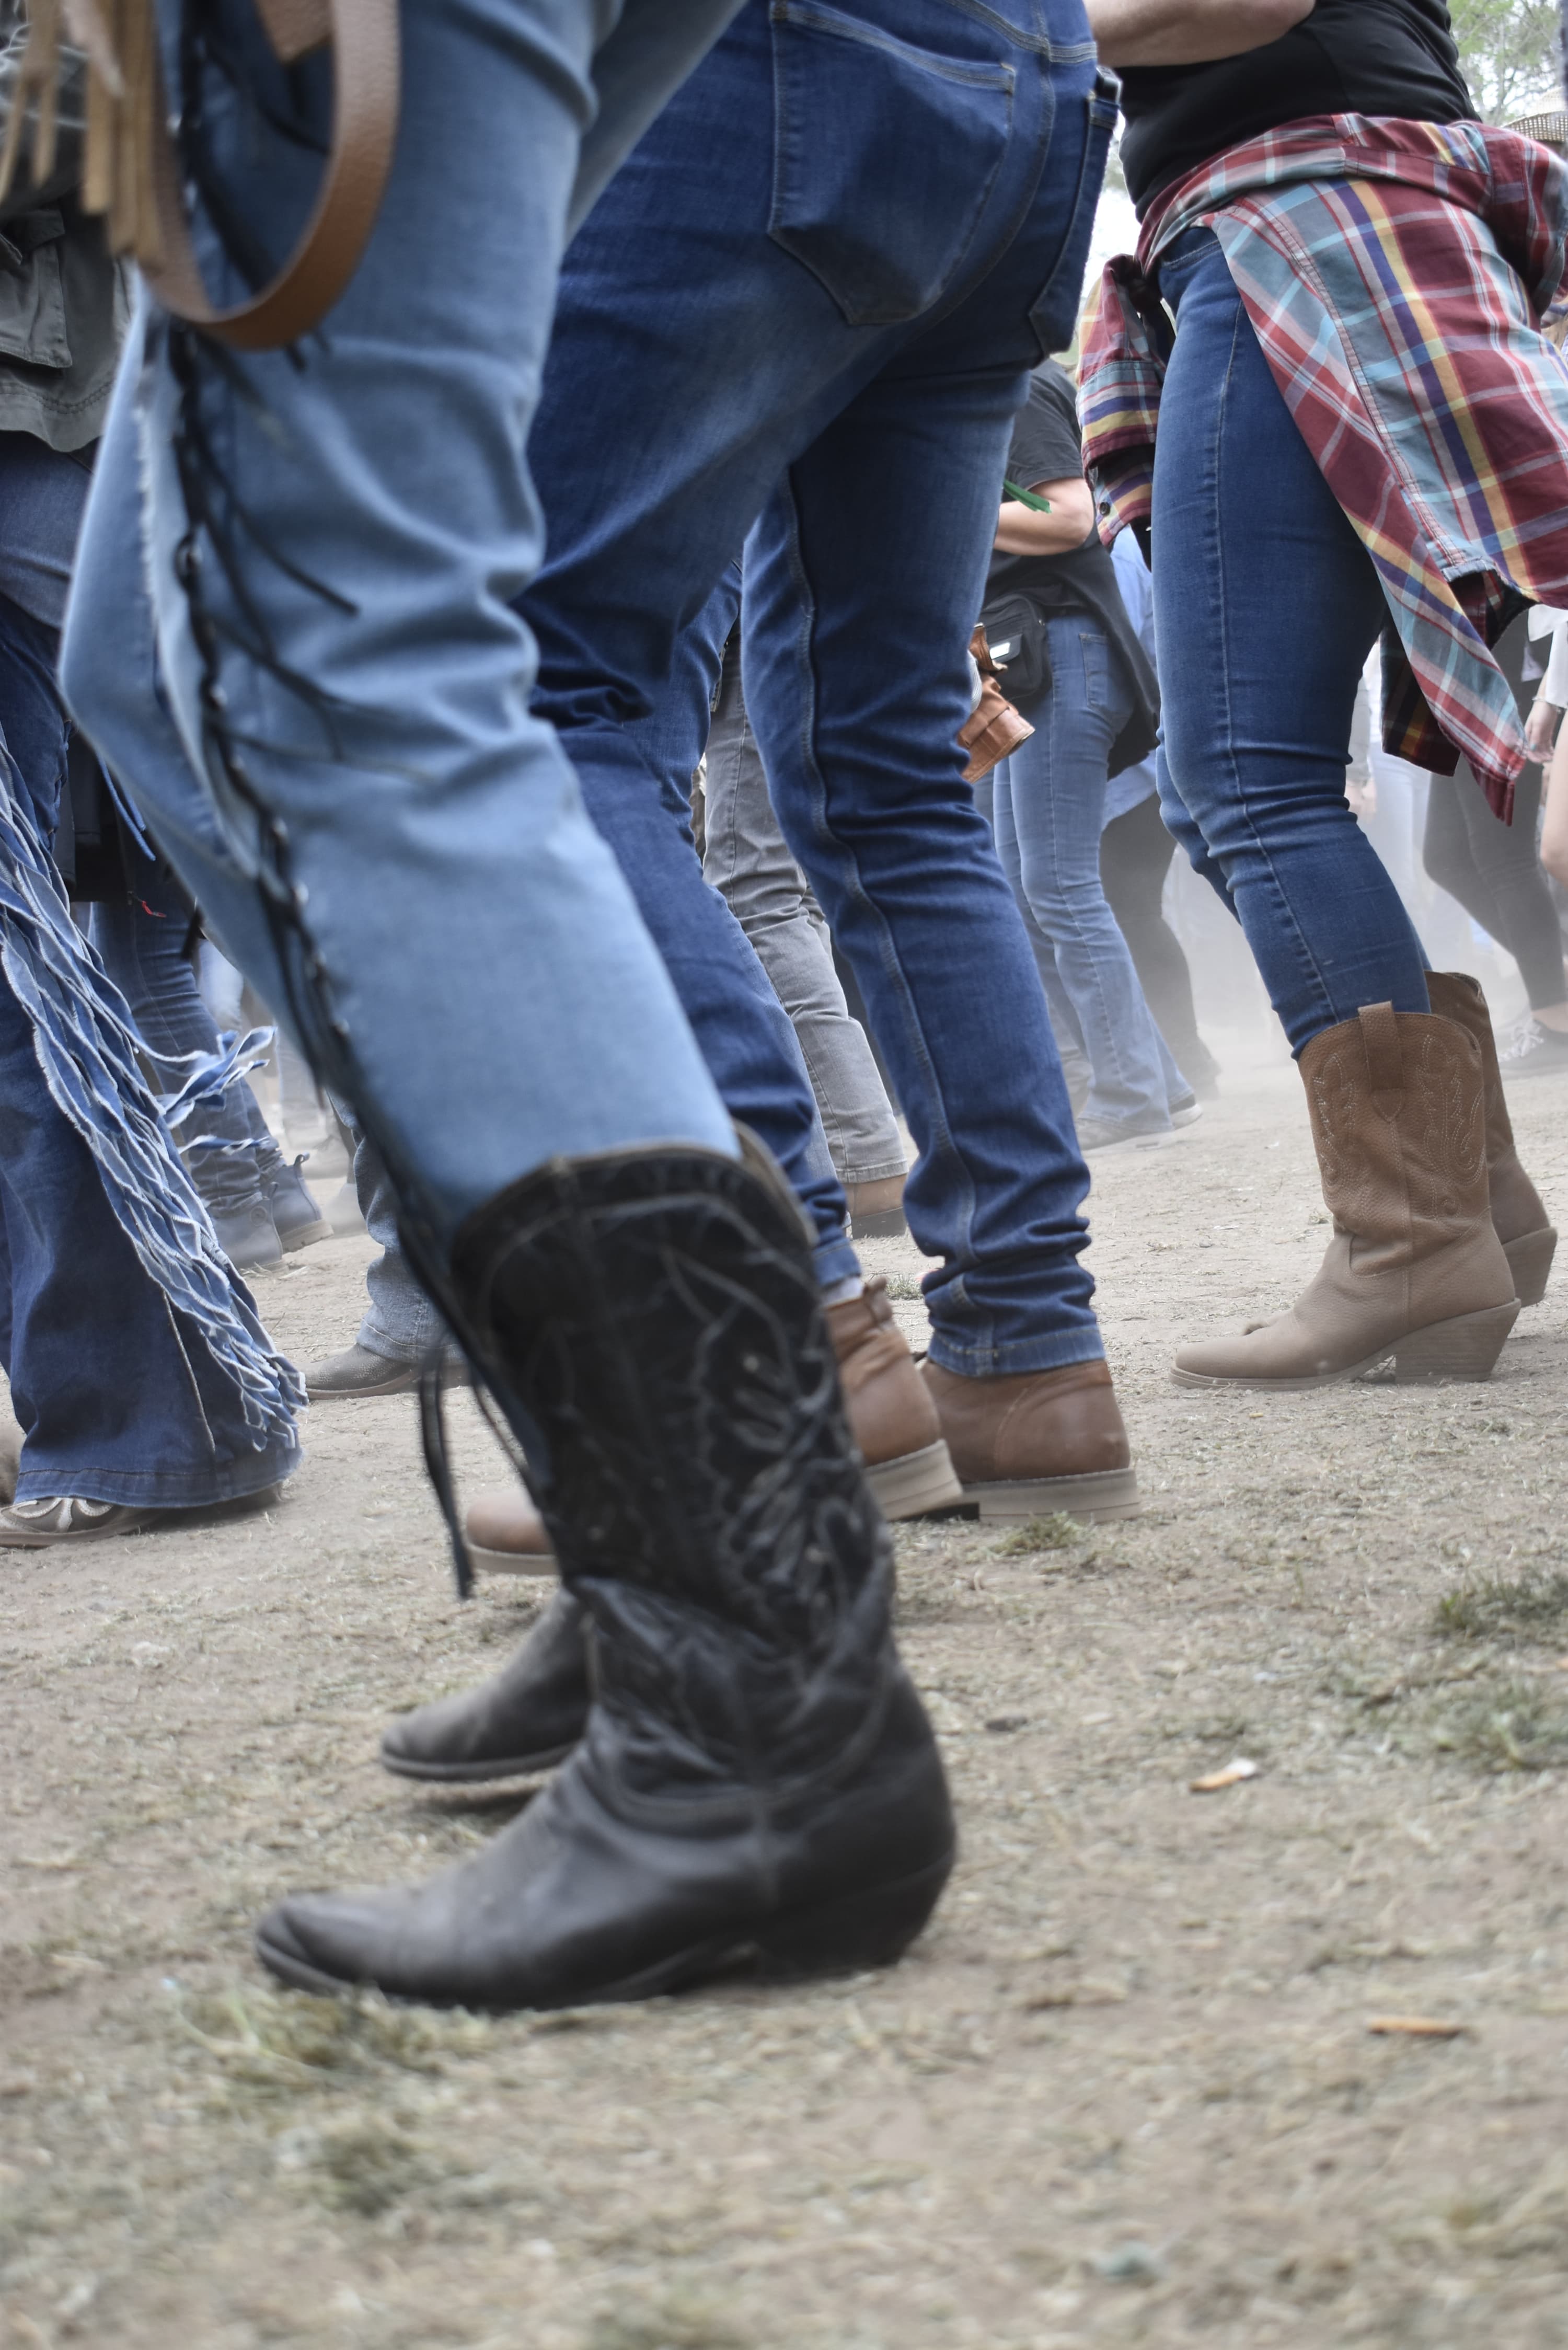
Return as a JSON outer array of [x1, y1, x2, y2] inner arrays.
[[991, 616, 1182, 1129], [62, 0, 745, 1291]]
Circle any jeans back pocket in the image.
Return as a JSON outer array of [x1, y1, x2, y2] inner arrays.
[[1028, 67, 1121, 360], [768, 0, 1014, 328]]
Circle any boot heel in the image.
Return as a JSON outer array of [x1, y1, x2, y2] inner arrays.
[[1389, 1300, 1520, 1383], [757, 1855, 953, 1979], [1504, 1226, 1557, 1309], [867, 1439, 963, 1522]]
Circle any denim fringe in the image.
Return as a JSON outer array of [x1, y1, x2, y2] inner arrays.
[[0, 747, 305, 1447]]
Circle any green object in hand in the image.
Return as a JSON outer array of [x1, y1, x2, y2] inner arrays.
[[1004, 477, 1052, 512]]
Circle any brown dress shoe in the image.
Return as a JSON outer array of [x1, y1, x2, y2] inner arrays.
[[464, 1274, 961, 1569], [919, 1357, 1140, 1524], [1427, 972, 1556, 1307]]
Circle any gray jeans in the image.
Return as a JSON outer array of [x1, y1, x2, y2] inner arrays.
[[702, 641, 904, 1188]]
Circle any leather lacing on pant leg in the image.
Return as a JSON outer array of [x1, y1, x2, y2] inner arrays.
[[163, 316, 520, 1595]]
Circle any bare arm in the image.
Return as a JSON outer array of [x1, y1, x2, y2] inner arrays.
[[994, 476, 1096, 556], [1086, 0, 1314, 67]]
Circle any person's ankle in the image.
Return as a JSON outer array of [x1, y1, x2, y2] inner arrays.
[[1534, 1002, 1568, 1033], [846, 1174, 906, 1216]]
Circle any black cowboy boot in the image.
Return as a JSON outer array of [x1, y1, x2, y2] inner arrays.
[[379, 1588, 589, 1782], [256, 1142, 954, 2009]]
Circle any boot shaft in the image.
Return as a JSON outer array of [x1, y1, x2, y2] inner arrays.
[[447, 1142, 894, 1782], [1299, 1002, 1490, 1271], [1425, 970, 1550, 1249]]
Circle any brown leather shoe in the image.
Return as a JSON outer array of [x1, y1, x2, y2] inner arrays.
[[1427, 972, 1556, 1307], [466, 1486, 556, 1575], [825, 1276, 961, 1515], [919, 1357, 1140, 1524], [464, 1274, 961, 1568], [1174, 1002, 1520, 1389]]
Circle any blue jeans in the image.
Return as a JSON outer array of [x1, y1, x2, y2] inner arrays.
[[65, 0, 1110, 1375], [524, 0, 1116, 1374], [63, 0, 745, 1290], [1152, 229, 1430, 1055], [0, 445, 295, 1506], [579, 560, 856, 1287], [991, 615, 1178, 1128], [90, 858, 276, 1174]]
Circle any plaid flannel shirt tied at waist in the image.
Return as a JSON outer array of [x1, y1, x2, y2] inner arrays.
[[1078, 116, 1568, 821]]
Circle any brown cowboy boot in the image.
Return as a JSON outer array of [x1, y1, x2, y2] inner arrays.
[[1426, 972, 1555, 1307], [1174, 1002, 1519, 1389]]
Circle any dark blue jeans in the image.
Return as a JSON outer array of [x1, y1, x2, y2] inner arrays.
[[580, 559, 857, 1289], [89, 857, 275, 1165], [526, 0, 1117, 1375], [0, 440, 295, 1508], [1152, 229, 1430, 1055], [991, 615, 1177, 1126]]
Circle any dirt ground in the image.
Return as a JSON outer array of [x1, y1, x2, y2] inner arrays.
[[6, 1052, 1568, 2350]]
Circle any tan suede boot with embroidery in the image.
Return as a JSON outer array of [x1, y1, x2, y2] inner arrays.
[[1426, 971, 1556, 1307], [1174, 1001, 1519, 1389]]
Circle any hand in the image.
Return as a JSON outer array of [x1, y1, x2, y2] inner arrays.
[[1346, 777, 1376, 822], [1525, 699, 1562, 763]]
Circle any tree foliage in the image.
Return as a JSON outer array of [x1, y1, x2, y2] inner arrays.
[[1448, 0, 1561, 121]]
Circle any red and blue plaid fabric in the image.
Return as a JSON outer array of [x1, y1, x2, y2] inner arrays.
[[1079, 117, 1568, 821]]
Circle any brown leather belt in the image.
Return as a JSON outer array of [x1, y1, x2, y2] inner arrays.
[[141, 0, 400, 350]]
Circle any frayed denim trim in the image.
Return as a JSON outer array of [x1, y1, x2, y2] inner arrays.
[[926, 1328, 1106, 1378], [0, 747, 305, 1448], [14, 1437, 302, 1510]]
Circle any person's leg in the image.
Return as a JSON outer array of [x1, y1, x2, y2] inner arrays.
[[0, 439, 301, 1526], [978, 760, 1093, 1110], [0, 957, 296, 1514], [746, 381, 1105, 1377], [1001, 620, 1169, 1135], [570, 567, 859, 1288], [1099, 790, 1219, 1096], [1154, 232, 1429, 1050], [90, 842, 335, 1259], [89, 854, 287, 1272], [1422, 769, 1512, 942], [1451, 763, 1568, 1017], [702, 631, 905, 1195], [523, 0, 1117, 1388], [64, 1, 740, 1273], [1154, 234, 1514, 1389], [70, 0, 952, 2007], [301, 1122, 462, 1399]]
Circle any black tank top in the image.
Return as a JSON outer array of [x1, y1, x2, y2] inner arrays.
[[1118, 0, 1473, 214]]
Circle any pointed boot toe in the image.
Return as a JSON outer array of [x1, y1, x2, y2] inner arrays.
[[256, 1886, 417, 1998]]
